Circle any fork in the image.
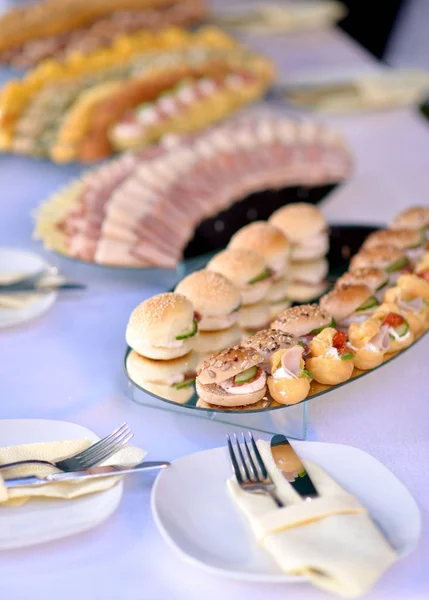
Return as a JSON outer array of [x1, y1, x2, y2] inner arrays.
[[0, 423, 133, 472], [227, 431, 284, 507]]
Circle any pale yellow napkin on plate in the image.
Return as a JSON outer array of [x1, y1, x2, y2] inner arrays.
[[0, 438, 146, 506], [228, 440, 397, 598], [0, 272, 63, 310]]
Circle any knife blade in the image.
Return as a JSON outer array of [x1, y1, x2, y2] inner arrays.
[[270, 435, 318, 498], [0, 283, 86, 293], [3, 460, 169, 489]]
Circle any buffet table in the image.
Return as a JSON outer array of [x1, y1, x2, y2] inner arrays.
[[0, 13, 428, 600]]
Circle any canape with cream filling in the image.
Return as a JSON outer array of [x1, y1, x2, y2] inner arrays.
[[267, 346, 312, 405], [305, 328, 354, 384], [348, 319, 390, 370], [372, 306, 414, 353]]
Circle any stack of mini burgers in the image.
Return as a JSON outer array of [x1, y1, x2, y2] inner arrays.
[[175, 270, 242, 368], [126, 292, 200, 404], [269, 202, 329, 303]]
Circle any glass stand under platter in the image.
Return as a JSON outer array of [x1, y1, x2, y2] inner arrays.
[[127, 380, 309, 440]]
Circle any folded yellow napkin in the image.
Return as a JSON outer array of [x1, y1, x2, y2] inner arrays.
[[0, 272, 63, 310], [228, 441, 397, 598], [0, 438, 146, 506]]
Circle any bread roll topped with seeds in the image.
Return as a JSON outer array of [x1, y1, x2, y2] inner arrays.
[[243, 329, 297, 370], [271, 303, 333, 340]]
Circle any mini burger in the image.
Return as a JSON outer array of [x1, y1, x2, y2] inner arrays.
[[243, 329, 298, 371], [305, 328, 354, 385], [336, 267, 390, 302], [196, 346, 267, 408], [126, 350, 198, 404], [267, 345, 312, 405], [207, 249, 272, 306], [349, 246, 410, 283], [265, 278, 291, 319], [384, 274, 429, 334], [228, 221, 291, 280], [363, 229, 426, 264], [239, 301, 270, 337], [320, 284, 381, 329], [175, 270, 241, 331], [390, 206, 429, 239], [373, 305, 414, 353], [126, 292, 198, 360], [348, 318, 390, 370], [270, 303, 334, 346], [269, 203, 328, 262], [286, 258, 329, 302]]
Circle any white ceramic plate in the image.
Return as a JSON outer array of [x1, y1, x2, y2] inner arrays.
[[0, 247, 57, 329], [0, 419, 123, 550], [151, 441, 421, 583]]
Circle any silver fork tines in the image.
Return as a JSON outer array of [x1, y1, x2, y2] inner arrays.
[[227, 431, 284, 507]]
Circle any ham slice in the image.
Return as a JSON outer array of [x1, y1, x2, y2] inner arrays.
[[369, 325, 390, 352], [397, 297, 424, 313], [280, 345, 304, 378]]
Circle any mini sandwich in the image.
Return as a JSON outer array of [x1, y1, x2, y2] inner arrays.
[[195, 397, 270, 411], [348, 319, 391, 371], [336, 267, 390, 302], [126, 292, 198, 360], [320, 284, 381, 329], [175, 269, 241, 331], [286, 258, 329, 302], [305, 328, 354, 385], [207, 248, 272, 306], [228, 221, 291, 280], [270, 303, 334, 346], [196, 346, 267, 408], [363, 229, 426, 264], [373, 305, 414, 353], [267, 345, 312, 405], [243, 329, 298, 371], [390, 206, 429, 239], [194, 324, 242, 356], [265, 277, 291, 319], [239, 301, 270, 337], [126, 350, 198, 404], [269, 202, 328, 261], [349, 246, 410, 283], [384, 274, 429, 334]]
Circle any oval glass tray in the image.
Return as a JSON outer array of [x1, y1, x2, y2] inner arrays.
[[122, 222, 424, 415]]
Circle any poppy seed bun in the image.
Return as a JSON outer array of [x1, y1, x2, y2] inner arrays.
[[243, 329, 297, 362], [175, 270, 241, 331], [197, 345, 264, 385], [271, 303, 332, 337], [390, 206, 429, 231], [269, 203, 326, 243], [350, 246, 406, 271], [320, 285, 373, 323], [126, 292, 197, 359], [194, 325, 242, 354], [336, 267, 389, 292], [207, 249, 271, 305], [287, 281, 329, 303], [228, 222, 291, 278], [239, 301, 270, 329], [287, 258, 329, 284], [363, 229, 423, 251], [126, 350, 197, 386]]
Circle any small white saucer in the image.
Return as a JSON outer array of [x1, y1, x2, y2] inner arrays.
[[151, 441, 421, 583], [0, 247, 57, 329], [0, 419, 123, 550]]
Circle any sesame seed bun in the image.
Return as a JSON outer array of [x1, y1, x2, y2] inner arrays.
[[390, 206, 429, 231], [207, 249, 271, 306], [197, 345, 264, 385], [363, 229, 423, 251], [126, 292, 197, 359], [287, 258, 329, 284], [243, 329, 297, 363], [194, 325, 242, 354], [228, 222, 291, 278], [349, 246, 406, 271], [126, 350, 198, 386], [269, 203, 326, 243], [320, 284, 373, 323], [239, 301, 270, 330], [336, 267, 389, 292], [270, 303, 332, 337], [175, 270, 241, 330]]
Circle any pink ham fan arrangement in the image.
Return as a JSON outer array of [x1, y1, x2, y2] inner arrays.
[[34, 113, 352, 268]]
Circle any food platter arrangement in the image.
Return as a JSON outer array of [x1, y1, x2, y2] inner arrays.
[[124, 204, 429, 413]]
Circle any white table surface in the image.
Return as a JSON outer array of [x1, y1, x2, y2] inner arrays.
[[0, 11, 428, 600]]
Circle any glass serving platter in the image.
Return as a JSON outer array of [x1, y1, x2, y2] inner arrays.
[[123, 223, 423, 439]]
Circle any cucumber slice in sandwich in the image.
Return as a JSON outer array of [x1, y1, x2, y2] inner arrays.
[[310, 318, 336, 335], [234, 366, 257, 384], [386, 256, 409, 273], [340, 352, 354, 361], [394, 321, 409, 338], [176, 319, 198, 340], [356, 296, 379, 311], [174, 379, 195, 390], [248, 268, 271, 285], [300, 369, 313, 379]]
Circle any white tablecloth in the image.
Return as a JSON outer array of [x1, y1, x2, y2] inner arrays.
[[0, 14, 428, 600]]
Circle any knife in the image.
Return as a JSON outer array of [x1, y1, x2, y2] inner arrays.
[[270, 435, 318, 499], [3, 460, 169, 489], [0, 283, 86, 293]]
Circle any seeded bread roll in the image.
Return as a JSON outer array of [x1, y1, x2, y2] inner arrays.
[[194, 325, 242, 354], [390, 206, 429, 231], [126, 350, 197, 386], [269, 203, 326, 242], [197, 345, 264, 385], [363, 229, 423, 251], [349, 246, 406, 271], [243, 329, 297, 364], [238, 301, 270, 330], [320, 285, 373, 323], [270, 303, 332, 337], [336, 267, 389, 292]]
